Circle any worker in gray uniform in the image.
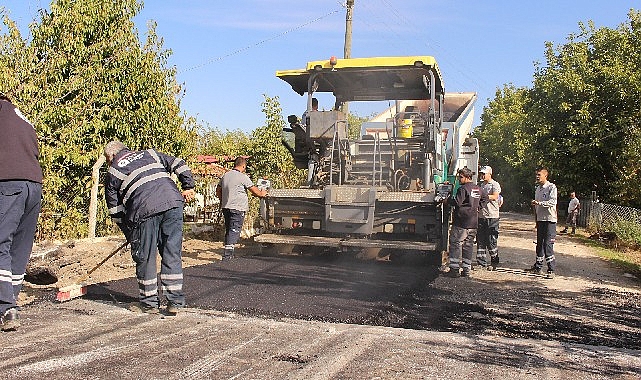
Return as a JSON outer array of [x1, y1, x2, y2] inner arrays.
[[216, 157, 267, 261], [0, 93, 43, 331], [104, 140, 195, 314], [528, 167, 557, 279], [476, 166, 502, 270]]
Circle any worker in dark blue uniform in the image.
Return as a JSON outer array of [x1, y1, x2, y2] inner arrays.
[[104, 140, 195, 315], [0, 93, 43, 331]]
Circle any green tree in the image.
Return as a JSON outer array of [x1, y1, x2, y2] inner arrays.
[[347, 112, 371, 140], [474, 85, 534, 210], [196, 125, 252, 158], [0, 0, 196, 239], [0, 14, 29, 92], [249, 95, 305, 189], [479, 10, 641, 208], [528, 11, 641, 207]]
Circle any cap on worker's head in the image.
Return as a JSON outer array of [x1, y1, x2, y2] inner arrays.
[[479, 166, 492, 175]]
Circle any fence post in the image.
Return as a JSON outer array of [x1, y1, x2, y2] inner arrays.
[[88, 155, 106, 238], [588, 201, 604, 231], [579, 200, 589, 228]]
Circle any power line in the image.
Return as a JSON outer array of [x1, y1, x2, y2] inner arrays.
[[361, 0, 495, 97], [183, 8, 342, 73], [356, 1, 404, 49], [375, 0, 494, 95]]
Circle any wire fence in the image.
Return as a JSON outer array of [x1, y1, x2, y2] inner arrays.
[[582, 201, 641, 231]]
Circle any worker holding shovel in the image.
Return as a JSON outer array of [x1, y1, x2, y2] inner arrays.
[[103, 141, 195, 315]]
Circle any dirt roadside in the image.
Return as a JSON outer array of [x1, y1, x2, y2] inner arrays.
[[4, 212, 640, 379], [21, 227, 226, 305]]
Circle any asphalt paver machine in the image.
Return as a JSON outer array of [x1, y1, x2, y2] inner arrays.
[[256, 56, 478, 261]]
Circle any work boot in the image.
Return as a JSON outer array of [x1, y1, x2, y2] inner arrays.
[[166, 303, 182, 315], [525, 266, 543, 275], [546, 271, 555, 279], [445, 269, 460, 278], [460, 269, 471, 277], [128, 302, 159, 314], [489, 257, 499, 271], [560, 228, 568, 234], [0, 308, 20, 331]]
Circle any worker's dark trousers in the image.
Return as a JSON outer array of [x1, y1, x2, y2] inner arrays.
[[564, 211, 579, 233], [476, 217, 500, 267], [535, 221, 556, 272], [223, 208, 245, 258], [448, 225, 477, 274], [0, 181, 41, 314], [130, 206, 185, 308]]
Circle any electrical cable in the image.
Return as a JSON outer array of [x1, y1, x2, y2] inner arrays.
[[376, 0, 494, 95], [183, 8, 342, 73], [355, 0, 494, 97]]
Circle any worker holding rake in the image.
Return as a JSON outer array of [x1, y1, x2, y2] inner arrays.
[[103, 140, 195, 315]]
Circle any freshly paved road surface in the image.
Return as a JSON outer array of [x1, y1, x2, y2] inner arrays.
[[84, 254, 449, 325], [3, 219, 641, 379]]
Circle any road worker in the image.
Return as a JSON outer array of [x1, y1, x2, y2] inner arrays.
[[216, 157, 267, 261], [477, 166, 502, 270], [443, 167, 488, 278], [527, 167, 557, 279], [103, 140, 195, 314], [560, 191, 580, 234], [0, 93, 43, 331]]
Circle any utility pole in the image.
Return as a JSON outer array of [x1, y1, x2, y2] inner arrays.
[[342, 0, 354, 115], [344, 0, 354, 60]]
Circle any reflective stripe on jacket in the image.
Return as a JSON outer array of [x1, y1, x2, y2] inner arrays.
[[105, 149, 194, 225]]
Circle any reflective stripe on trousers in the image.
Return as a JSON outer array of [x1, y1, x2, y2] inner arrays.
[[477, 217, 499, 266], [223, 208, 245, 257], [448, 225, 477, 271], [129, 206, 185, 308], [0, 181, 41, 314], [535, 221, 556, 272]]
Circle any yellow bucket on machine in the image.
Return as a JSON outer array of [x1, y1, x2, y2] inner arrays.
[[398, 118, 413, 138]]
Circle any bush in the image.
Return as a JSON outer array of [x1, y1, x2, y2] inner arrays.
[[602, 218, 641, 248]]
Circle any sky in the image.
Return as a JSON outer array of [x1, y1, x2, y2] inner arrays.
[[2, 0, 640, 133]]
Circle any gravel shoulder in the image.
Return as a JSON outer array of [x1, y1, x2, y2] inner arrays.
[[426, 212, 640, 349]]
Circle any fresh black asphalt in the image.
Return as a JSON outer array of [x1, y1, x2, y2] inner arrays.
[[83, 254, 444, 325]]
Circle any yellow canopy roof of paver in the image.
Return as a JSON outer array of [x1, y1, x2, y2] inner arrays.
[[276, 56, 443, 101]]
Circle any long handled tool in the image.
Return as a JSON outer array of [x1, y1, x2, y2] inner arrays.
[[56, 240, 129, 302]]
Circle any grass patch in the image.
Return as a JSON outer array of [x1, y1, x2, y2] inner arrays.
[[578, 235, 641, 279]]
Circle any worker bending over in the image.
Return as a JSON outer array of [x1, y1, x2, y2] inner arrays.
[[104, 141, 194, 315]]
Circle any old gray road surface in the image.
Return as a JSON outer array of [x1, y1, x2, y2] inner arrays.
[[1, 212, 640, 379]]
